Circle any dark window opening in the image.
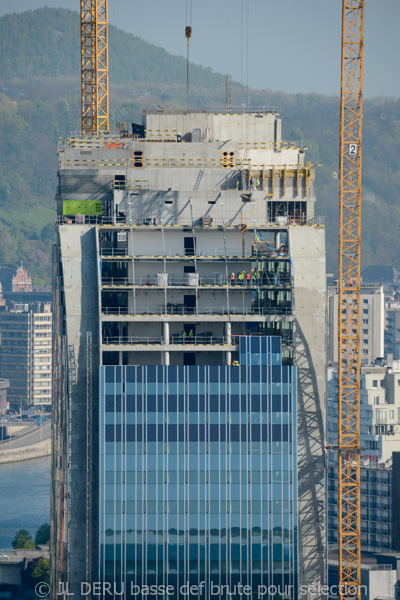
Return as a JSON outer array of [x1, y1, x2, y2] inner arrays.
[[267, 201, 307, 224], [114, 174, 126, 190], [183, 352, 196, 366], [183, 295, 196, 315], [184, 237, 196, 256]]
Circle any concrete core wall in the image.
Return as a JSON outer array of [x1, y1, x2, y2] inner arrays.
[[290, 226, 327, 595], [58, 225, 99, 595]]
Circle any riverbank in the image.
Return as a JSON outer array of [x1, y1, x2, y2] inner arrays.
[[0, 438, 51, 464], [0, 421, 51, 464]]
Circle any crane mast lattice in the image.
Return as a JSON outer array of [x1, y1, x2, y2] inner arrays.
[[80, 0, 109, 135], [338, 1, 364, 599]]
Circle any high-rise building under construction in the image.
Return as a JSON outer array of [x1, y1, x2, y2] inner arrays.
[[51, 109, 326, 598]]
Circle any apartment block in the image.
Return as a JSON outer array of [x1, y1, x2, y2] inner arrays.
[[328, 284, 384, 365], [0, 302, 52, 410]]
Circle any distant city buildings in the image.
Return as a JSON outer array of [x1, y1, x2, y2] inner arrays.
[[328, 356, 400, 553], [328, 459, 393, 551], [327, 269, 400, 370], [328, 283, 385, 366], [0, 378, 9, 416], [0, 264, 53, 411], [0, 282, 5, 308], [328, 360, 400, 460], [0, 301, 52, 411], [327, 266, 400, 558], [361, 265, 400, 293], [385, 294, 400, 360]]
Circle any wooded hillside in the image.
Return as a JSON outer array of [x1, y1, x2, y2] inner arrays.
[[0, 8, 399, 283]]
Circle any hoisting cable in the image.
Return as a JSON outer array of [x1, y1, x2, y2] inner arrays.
[[185, 0, 193, 95]]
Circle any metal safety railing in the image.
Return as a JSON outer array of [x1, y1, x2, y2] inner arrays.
[[56, 214, 325, 228], [114, 180, 151, 191], [100, 246, 244, 258], [101, 275, 292, 288], [100, 306, 293, 317], [102, 335, 235, 347], [209, 105, 279, 115], [101, 334, 293, 347], [56, 216, 118, 226], [99, 247, 291, 260], [239, 140, 307, 151], [58, 134, 128, 150]]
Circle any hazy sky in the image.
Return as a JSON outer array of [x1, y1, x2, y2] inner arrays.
[[1, 0, 399, 97]]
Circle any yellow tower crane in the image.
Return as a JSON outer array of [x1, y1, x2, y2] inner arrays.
[[80, 0, 109, 135], [338, 1, 364, 599]]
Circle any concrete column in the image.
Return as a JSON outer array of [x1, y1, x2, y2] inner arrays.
[[226, 351, 232, 366], [163, 351, 170, 366], [275, 231, 281, 250], [163, 321, 170, 345], [225, 322, 232, 345], [119, 351, 123, 366]]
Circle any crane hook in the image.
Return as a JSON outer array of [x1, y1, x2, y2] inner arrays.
[[185, 26, 192, 95]]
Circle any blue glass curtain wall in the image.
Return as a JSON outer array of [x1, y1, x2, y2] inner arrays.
[[99, 337, 298, 599]]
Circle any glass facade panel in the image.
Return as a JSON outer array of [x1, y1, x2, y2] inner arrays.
[[99, 337, 297, 598]]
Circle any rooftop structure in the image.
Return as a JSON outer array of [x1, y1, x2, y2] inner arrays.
[[51, 109, 326, 598], [362, 266, 400, 290]]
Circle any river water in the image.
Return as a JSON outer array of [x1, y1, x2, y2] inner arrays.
[[0, 456, 51, 548]]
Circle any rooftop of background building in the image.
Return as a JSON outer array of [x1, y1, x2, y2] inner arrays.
[[362, 265, 400, 284]]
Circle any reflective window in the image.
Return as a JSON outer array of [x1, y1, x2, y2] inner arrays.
[[99, 337, 297, 595]]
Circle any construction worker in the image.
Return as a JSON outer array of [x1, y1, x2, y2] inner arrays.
[[230, 272, 235, 285], [256, 178, 260, 190], [181, 329, 187, 341], [238, 272, 245, 284], [246, 272, 251, 285], [188, 329, 194, 338]]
